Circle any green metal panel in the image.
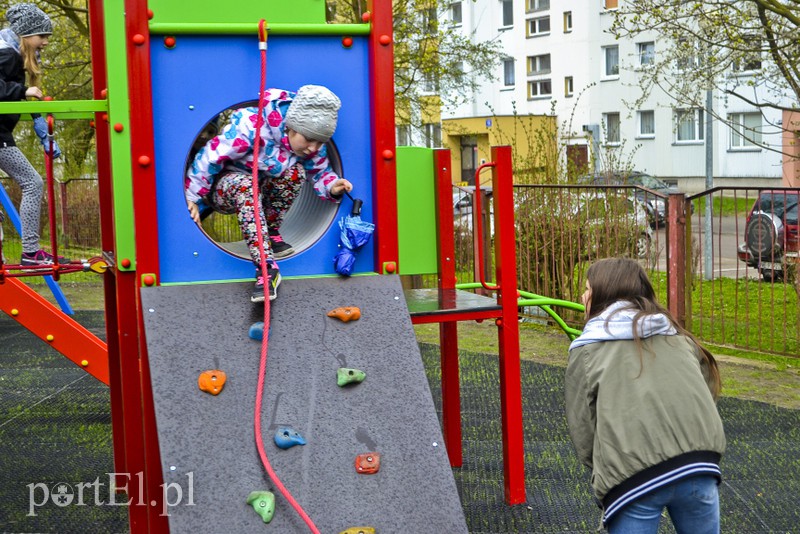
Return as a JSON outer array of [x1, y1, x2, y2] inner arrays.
[[148, 0, 326, 26], [0, 99, 107, 119], [149, 22, 370, 35], [104, 0, 137, 268], [397, 147, 438, 275]]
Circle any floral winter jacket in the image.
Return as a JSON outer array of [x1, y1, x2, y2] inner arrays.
[[184, 88, 341, 204]]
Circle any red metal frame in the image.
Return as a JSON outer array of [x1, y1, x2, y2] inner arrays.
[[416, 147, 527, 505], [367, 0, 399, 273]]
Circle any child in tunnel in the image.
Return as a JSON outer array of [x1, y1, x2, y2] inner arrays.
[[185, 85, 353, 303]]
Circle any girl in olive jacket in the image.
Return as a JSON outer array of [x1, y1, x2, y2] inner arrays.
[[566, 258, 725, 533]]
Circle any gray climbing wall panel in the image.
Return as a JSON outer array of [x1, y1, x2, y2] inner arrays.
[[141, 274, 468, 533]]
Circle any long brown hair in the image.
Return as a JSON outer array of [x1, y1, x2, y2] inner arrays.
[[20, 36, 42, 88], [585, 258, 721, 399]]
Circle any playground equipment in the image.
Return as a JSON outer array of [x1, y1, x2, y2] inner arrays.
[[0, 0, 534, 531]]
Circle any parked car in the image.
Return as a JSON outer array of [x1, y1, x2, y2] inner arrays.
[[578, 171, 683, 227], [736, 189, 799, 281], [578, 193, 653, 259]]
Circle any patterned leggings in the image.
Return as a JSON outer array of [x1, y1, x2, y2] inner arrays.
[[0, 147, 43, 254], [210, 163, 305, 267]]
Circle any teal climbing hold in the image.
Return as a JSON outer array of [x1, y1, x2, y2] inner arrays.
[[337, 367, 366, 387], [246, 490, 275, 523], [274, 426, 307, 449]]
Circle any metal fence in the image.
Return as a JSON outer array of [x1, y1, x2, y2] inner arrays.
[[449, 184, 798, 357]]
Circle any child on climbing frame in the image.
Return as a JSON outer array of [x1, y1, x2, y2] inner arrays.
[[0, 2, 66, 266], [185, 85, 353, 303]]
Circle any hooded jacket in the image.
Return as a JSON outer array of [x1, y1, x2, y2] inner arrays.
[[0, 28, 28, 146], [185, 88, 341, 204], [565, 301, 726, 526]]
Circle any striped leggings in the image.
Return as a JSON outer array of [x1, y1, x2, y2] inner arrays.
[[0, 146, 43, 254]]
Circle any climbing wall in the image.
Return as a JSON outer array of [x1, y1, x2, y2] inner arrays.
[[141, 275, 468, 532]]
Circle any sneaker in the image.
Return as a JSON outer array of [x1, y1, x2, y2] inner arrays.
[[21, 249, 70, 266], [268, 230, 295, 259], [250, 265, 281, 303]]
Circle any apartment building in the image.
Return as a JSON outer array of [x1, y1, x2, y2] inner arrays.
[[437, 0, 795, 190]]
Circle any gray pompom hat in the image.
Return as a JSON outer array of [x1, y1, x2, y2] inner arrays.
[[7, 3, 52, 37], [285, 85, 341, 143]]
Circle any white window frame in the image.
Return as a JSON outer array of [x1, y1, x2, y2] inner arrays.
[[603, 112, 621, 145], [526, 16, 550, 37], [501, 0, 513, 27], [674, 109, 705, 143], [528, 79, 552, 99], [526, 0, 550, 13], [424, 122, 442, 148], [732, 36, 762, 74], [603, 45, 620, 78], [450, 1, 463, 25], [564, 76, 574, 97], [675, 38, 700, 72], [527, 54, 551, 76], [729, 112, 762, 149], [563, 11, 572, 33], [503, 58, 516, 87], [396, 125, 410, 147], [422, 72, 439, 94], [637, 42, 655, 66], [637, 110, 655, 138]]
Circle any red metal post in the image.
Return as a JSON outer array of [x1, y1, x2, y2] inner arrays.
[[368, 0, 398, 273], [124, 0, 168, 531], [491, 145, 527, 505], [434, 149, 462, 467], [667, 193, 687, 327]]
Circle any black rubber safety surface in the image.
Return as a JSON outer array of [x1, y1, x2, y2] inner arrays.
[[1, 307, 799, 533], [140, 275, 468, 533]]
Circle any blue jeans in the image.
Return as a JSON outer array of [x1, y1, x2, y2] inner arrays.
[[607, 475, 720, 534]]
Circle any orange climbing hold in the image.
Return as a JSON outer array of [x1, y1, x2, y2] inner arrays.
[[327, 306, 361, 322], [355, 452, 381, 474], [197, 370, 227, 395]]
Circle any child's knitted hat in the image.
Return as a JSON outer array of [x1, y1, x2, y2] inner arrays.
[[285, 85, 341, 143], [7, 3, 52, 37]]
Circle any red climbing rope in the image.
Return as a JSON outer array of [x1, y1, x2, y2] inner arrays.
[[250, 19, 320, 533]]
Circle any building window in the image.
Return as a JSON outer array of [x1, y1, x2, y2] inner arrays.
[[453, 61, 465, 85], [527, 79, 552, 98], [637, 42, 655, 66], [729, 112, 762, 148], [605, 0, 618, 8], [422, 7, 437, 35], [563, 11, 572, 32], [526, 16, 550, 37], [638, 110, 655, 137], [732, 37, 762, 73], [603, 45, 619, 77], [450, 2, 463, 25], [503, 58, 515, 86], [564, 76, 574, 97], [424, 123, 442, 148], [675, 109, 705, 142], [422, 72, 439, 93], [676, 38, 699, 71], [603, 112, 621, 144], [526, 0, 549, 12], [527, 54, 551, 75], [396, 125, 410, 146], [501, 0, 513, 27]]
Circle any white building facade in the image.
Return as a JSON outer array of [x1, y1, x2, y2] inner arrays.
[[441, 0, 792, 191]]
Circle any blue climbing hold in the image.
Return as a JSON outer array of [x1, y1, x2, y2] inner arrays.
[[274, 426, 307, 449], [249, 321, 271, 341]]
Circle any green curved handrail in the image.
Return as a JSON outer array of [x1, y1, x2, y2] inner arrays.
[[455, 282, 585, 341]]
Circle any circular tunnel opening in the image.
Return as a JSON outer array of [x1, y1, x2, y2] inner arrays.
[[184, 101, 343, 261]]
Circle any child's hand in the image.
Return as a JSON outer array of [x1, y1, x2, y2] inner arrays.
[[187, 200, 201, 224], [331, 179, 353, 197]]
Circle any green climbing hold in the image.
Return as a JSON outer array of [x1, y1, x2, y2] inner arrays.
[[246, 490, 275, 523], [337, 367, 366, 387]]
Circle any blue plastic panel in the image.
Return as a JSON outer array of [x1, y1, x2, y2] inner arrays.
[[151, 35, 373, 283]]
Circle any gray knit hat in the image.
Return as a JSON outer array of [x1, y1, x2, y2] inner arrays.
[[7, 3, 52, 37], [285, 85, 341, 143]]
